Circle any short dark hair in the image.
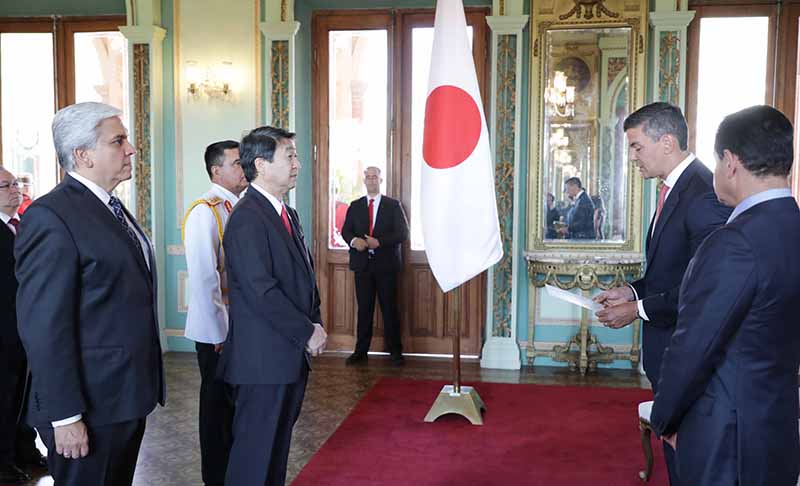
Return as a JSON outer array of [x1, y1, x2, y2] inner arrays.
[[714, 105, 793, 178], [623, 102, 688, 151], [564, 177, 582, 189], [204, 140, 239, 179], [239, 126, 296, 182]]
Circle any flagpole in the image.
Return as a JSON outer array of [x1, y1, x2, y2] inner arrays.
[[453, 289, 461, 394]]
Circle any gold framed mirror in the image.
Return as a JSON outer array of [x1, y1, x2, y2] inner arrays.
[[527, 0, 648, 253]]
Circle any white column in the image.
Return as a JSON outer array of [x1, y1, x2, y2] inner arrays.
[[481, 14, 528, 370], [649, 11, 695, 110], [119, 24, 167, 349]]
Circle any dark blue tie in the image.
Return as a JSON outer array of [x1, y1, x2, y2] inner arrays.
[[108, 196, 143, 256]]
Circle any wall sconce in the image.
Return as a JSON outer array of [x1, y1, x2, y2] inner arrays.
[[545, 71, 575, 118], [185, 60, 234, 101]]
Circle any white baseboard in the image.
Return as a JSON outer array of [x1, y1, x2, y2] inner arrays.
[[480, 337, 522, 370]]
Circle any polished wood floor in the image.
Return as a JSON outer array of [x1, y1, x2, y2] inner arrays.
[[24, 352, 649, 485]]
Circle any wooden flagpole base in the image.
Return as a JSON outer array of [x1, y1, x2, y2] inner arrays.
[[423, 384, 486, 425]]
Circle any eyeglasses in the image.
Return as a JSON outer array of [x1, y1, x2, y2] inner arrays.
[[0, 180, 21, 191]]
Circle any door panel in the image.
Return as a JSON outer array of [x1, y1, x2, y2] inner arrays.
[[312, 9, 489, 356]]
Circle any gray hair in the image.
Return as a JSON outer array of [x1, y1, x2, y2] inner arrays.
[[52, 102, 122, 172]]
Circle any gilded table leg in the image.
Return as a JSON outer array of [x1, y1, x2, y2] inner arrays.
[[578, 305, 589, 375]]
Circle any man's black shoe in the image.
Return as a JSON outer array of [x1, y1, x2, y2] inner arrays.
[[345, 353, 368, 365], [17, 449, 48, 469], [390, 354, 405, 366], [0, 463, 32, 484]]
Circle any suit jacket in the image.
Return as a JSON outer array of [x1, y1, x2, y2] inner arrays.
[[14, 175, 165, 428], [218, 187, 321, 385], [341, 195, 409, 272], [566, 192, 595, 239], [0, 223, 24, 368], [630, 159, 731, 386], [650, 197, 800, 486]]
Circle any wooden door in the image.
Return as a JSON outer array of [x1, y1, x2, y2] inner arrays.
[[312, 8, 489, 356]]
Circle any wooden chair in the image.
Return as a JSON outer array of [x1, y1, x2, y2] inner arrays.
[[637, 401, 654, 482]]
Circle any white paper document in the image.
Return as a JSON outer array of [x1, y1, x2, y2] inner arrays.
[[545, 284, 603, 312]]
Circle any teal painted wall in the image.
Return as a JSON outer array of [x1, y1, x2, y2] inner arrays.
[[0, 0, 125, 16]]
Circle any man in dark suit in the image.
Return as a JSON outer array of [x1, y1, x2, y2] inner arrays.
[[0, 167, 46, 485], [594, 102, 731, 485], [341, 166, 409, 366], [650, 105, 800, 486], [219, 126, 327, 486], [561, 177, 595, 239], [15, 102, 165, 485]]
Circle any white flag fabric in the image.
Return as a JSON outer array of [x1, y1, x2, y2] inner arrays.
[[421, 0, 503, 293]]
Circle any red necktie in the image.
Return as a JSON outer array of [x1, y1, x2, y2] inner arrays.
[[8, 217, 19, 235], [654, 183, 670, 225], [368, 198, 374, 236], [281, 205, 293, 237]]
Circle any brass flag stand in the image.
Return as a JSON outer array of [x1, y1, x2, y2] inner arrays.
[[423, 290, 486, 425]]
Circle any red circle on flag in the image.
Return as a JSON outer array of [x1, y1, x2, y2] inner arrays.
[[422, 85, 481, 169]]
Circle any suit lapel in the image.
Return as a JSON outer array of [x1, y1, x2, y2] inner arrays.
[[286, 208, 313, 277], [249, 189, 310, 276], [120, 203, 155, 282], [645, 161, 697, 265], [372, 197, 386, 235], [68, 176, 151, 279]]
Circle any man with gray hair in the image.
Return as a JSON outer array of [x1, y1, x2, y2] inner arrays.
[[15, 102, 165, 485]]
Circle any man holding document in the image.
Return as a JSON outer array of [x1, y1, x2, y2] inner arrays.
[[592, 102, 730, 485], [650, 105, 800, 485]]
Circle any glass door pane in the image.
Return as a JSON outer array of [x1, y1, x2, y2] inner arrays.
[[410, 26, 473, 250], [73, 31, 131, 204], [695, 17, 769, 168], [1, 33, 57, 201], [327, 29, 388, 249]]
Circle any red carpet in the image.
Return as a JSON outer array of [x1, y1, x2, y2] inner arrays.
[[294, 378, 668, 486]]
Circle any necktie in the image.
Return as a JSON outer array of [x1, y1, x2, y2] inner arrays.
[[109, 196, 144, 256], [8, 217, 19, 235], [368, 198, 374, 236], [281, 205, 293, 237], [654, 183, 670, 225]]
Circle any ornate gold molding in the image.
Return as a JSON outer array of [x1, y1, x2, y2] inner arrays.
[[559, 0, 620, 21], [527, 0, 648, 255], [525, 253, 643, 373]]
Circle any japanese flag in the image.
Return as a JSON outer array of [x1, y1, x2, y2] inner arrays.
[[421, 0, 503, 293]]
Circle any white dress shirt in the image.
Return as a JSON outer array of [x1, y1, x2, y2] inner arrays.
[[0, 211, 20, 235], [249, 182, 285, 216], [183, 184, 241, 345], [349, 193, 381, 248], [53, 173, 152, 428], [631, 153, 695, 321]]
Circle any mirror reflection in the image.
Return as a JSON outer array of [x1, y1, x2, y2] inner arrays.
[[542, 27, 630, 243]]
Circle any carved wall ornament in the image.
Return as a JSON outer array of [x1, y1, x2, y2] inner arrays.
[[559, 0, 620, 21]]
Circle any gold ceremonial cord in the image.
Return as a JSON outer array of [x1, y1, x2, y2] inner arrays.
[[181, 197, 226, 274]]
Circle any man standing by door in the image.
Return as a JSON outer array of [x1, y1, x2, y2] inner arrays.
[[342, 166, 409, 366], [183, 140, 247, 486]]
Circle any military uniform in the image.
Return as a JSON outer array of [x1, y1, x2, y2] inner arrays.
[[182, 183, 240, 486]]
